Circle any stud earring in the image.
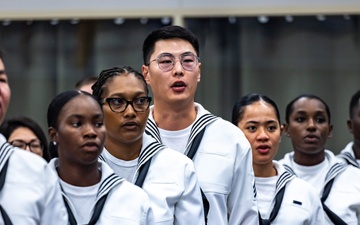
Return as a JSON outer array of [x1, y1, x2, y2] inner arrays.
[[53, 141, 57, 146]]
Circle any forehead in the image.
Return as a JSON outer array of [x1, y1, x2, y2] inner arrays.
[[104, 74, 146, 95], [60, 95, 101, 117], [292, 97, 326, 113], [152, 39, 196, 56], [242, 101, 278, 120], [0, 58, 5, 73]]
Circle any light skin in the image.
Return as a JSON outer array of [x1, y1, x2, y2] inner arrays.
[[8, 127, 43, 157], [78, 83, 94, 94], [48, 95, 106, 186], [142, 39, 201, 130], [237, 100, 282, 177], [101, 74, 149, 161], [284, 97, 333, 166], [0, 58, 11, 123], [347, 99, 360, 159]]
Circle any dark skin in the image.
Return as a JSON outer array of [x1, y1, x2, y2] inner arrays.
[[348, 99, 360, 159], [284, 97, 333, 166]]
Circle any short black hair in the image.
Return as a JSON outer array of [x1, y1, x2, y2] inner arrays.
[[349, 89, 360, 119], [142, 25, 200, 65], [285, 94, 331, 124], [232, 93, 280, 126]]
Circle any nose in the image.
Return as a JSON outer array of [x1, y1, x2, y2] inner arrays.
[[172, 60, 184, 77], [84, 124, 97, 138], [306, 119, 316, 131], [256, 128, 269, 141], [123, 103, 136, 118], [24, 145, 32, 152]]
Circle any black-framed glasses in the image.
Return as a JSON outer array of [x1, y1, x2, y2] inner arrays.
[[101, 96, 152, 113], [146, 52, 200, 72], [9, 139, 43, 153]]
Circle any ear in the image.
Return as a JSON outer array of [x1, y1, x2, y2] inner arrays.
[[283, 123, 290, 137], [197, 62, 201, 82], [48, 127, 58, 142], [347, 119, 353, 134], [279, 124, 284, 142], [327, 124, 334, 138], [142, 65, 151, 84]]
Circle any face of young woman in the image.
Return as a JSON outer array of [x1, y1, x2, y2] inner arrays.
[[53, 95, 106, 165], [237, 100, 282, 166], [8, 126, 43, 157], [102, 74, 149, 145], [285, 97, 332, 156]]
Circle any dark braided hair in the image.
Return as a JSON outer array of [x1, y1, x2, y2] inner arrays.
[[92, 66, 148, 103]]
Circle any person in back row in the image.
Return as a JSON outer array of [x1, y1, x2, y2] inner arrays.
[[47, 90, 155, 225], [279, 94, 360, 224], [232, 93, 325, 225], [0, 51, 68, 224], [0, 116, 51, 161], [337, 89, 360, 168], [92, 66, 205, 225], [141, 25, 258, 225]]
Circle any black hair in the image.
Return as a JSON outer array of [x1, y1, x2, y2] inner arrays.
[[142, 25, 200, 65], [349, 89, 360, 119], [285, 94, 331, 124], [75, 76, 98, 89], [47, 90, 99, 158], [232, 93, 280, 126], [0, 116, 51, 162], [92, 66, 148, 103]]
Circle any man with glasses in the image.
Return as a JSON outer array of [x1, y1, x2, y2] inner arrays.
[[0, 51, 68, 223], [142, 25, 259, 225]]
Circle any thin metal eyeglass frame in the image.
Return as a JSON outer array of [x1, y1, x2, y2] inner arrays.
[[146, 53, 200, 72]]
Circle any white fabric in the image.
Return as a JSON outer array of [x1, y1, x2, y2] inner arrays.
[[255, 176, 277, 218], [102, 148, 138, 182], [101, 134, 205, 225], [280, 150, 360, 225], [258, 161, 325, 224], [147, 102, 259, 225], [49, 159, 155, 225], [59, 179, 99, 224], [0, 134, 68, 225], [337, 141, 360, 167], [159, 125, 191, 154]]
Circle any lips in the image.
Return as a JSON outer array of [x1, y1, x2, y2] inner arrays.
[[256, 144, 271, 154], [304, 134, 319, 142], [171, 81, 186, 92], [82, 142, 100, 151], [122, 121, 139, 129]]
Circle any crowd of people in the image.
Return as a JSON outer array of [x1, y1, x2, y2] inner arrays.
[[0, 25, 359, 224]]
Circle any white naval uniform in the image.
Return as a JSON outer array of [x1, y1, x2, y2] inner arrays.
[[145, 102, 259, 225], [100, 134, 205, 225], [337, 141, 360, 168], [257, 161, 325, 225], [49, 158, 155, 225], [0, 134, 68, 225], [280, 150, 360, 225]]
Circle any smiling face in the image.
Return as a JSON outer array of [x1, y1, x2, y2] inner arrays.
[[49, 95, 106, 166], [142, 39, 201, 107], [101, 74, 149, 146], [285, 97, 333, 164], [237, 100, 282, 168]]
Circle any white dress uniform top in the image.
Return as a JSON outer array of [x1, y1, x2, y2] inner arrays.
[[337, 141, 360, 168], [257, 161, 325, 225], [100, 133, 205, 225], [146, 102, 259, 225], [49, 158, 155, 225], [0, 134, 68, 225], [280, 150, 360, 225]]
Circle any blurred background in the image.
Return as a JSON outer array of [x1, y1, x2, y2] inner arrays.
[[0, 0, 359, 159]]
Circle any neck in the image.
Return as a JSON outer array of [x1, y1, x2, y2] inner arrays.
[[152, 101, 197, 131], [293, 150, 325, 166], [57, 160, 101, 187], [105, 136, 142, 161], [253, 162, 277, 177]]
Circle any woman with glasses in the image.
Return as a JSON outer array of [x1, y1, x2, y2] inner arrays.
[[232, 93, 325, 224], [92, 66, 205, 225], [0, 116, 51, 161], [47, 90, 155, 224]]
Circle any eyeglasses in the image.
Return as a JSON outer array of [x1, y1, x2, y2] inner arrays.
[[146, 52, 200, 72], [101, 96, 152, 113], [9, 139, 43, 153]]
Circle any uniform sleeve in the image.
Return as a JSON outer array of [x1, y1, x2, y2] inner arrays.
[[228, 141, 259, 225], [174, 160, 205, 225], [141, 193, 156, 225], [40, 165, 69, 225]]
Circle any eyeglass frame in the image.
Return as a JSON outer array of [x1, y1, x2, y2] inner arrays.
[[146, 52, 200, 72], [9, 139, 43, 152], [100, 96, 152, 113]]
